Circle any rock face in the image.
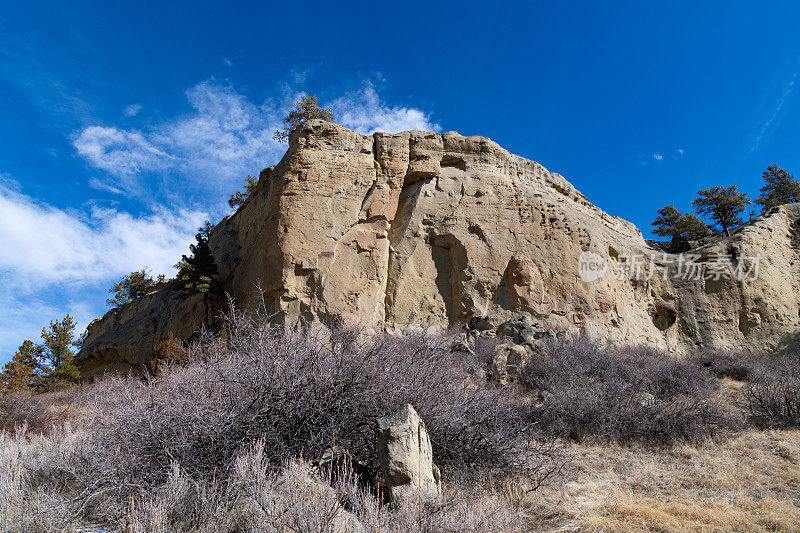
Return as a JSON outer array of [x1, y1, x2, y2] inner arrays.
[[77, 120, 800, 376], [490, 343, 531, 386], [376, 404, 442, 503]]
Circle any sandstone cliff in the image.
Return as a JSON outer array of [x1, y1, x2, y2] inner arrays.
[[77, 120, 800, 376]]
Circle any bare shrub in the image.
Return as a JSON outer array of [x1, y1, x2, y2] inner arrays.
[[522, 337, 735, 444], [742, 356, 800, 429], [123, 438, 528, 532], [691, 348, 765, 381], [2, 422, 529, 532], [123, 463, 233, 533], [0, 424, 88, 532], [685, 348, 800, 429], [84, 304, 561, 510], [0, 389, 85, 434], [745, 381, 800, 428]]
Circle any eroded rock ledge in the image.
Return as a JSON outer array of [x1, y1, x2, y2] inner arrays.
[[77, 120, 800, 377]]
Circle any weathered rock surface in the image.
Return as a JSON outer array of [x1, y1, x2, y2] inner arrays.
[[312, 446, 372, 490], [77, 120, 800, 376], [376, 404, 442, 503], [496, 316, 551, 345], [490, 343, 531, 386]]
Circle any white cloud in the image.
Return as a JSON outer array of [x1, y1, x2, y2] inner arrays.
[[653, 153, 663, 161], [223, 57, 233, 67], [0, 184, 207, 359], [73, 82, 283, 195], [753, 71, 797, 150], [335, 81, 440, 134], [156, 81, 280, 180], [123, 103, 142, 117], [73, 79, 438, 196], [88, 177, 124, 195], [0, 184, 205, 289], [74, 126, 172, 176]]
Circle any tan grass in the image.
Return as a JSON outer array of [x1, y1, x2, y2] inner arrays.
[[527, 430, 800, 532]]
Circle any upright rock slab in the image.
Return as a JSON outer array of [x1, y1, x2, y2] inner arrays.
[[376, 404, 442, 503]]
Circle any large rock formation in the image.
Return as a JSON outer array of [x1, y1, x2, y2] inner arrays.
[[77, 120, 800, 376]]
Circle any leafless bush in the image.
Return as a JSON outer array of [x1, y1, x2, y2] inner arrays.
[[83, 304, 561, 510], [522, 337, 735, 444], [0, 389, 85, 434], [744, 381, 800, 429], [691, 348, 768, 381], [742, 355, 800, 429], [0, 424, 88, 532]]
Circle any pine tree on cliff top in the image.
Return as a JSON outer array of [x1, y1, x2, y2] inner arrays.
[[273, 95, 335, 143], [756, 164, 800, 211], [107, 268, 164, 308], [692, 185, 751, 237]]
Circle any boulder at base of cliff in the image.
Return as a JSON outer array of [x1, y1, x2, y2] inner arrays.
[[376, 404, 442, 504]]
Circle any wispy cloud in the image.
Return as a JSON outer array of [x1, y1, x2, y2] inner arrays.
[[642, 148, 685, 165], [0, 183, 205, 289], [73, 81, 280, 196], [88, 177, 125, 195], [75, 126, 173, 177], [751, 49, 800, 151], [335, 81, 440, 134], [73, 78, 438, 197], [0, 181, 207, 358], [223, 57, 233, 67], [123, 103, 142, 117]]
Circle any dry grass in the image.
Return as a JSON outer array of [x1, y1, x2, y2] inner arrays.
[[3, 316, 800, 531], [0, 426, 529, 532], [527, 429, 800, 532], [6, 422, 798, 531]]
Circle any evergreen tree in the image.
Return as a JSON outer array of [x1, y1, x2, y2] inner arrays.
[[756, 165, 800, 211], [228, 174, 260, 209], [174, 222, 221, 328], [273, 95, 335, 143], [652, 206, 711, 245], [107, 268, 164, 308], [35, 315, 80, 391], [0, 340, 37, 393], [651, 206, 683, 239], [692, 185, 751, 237], [676, 214, 711, 242]]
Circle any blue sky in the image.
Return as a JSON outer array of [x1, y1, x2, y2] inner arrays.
[[2, 1, 800, 362]]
